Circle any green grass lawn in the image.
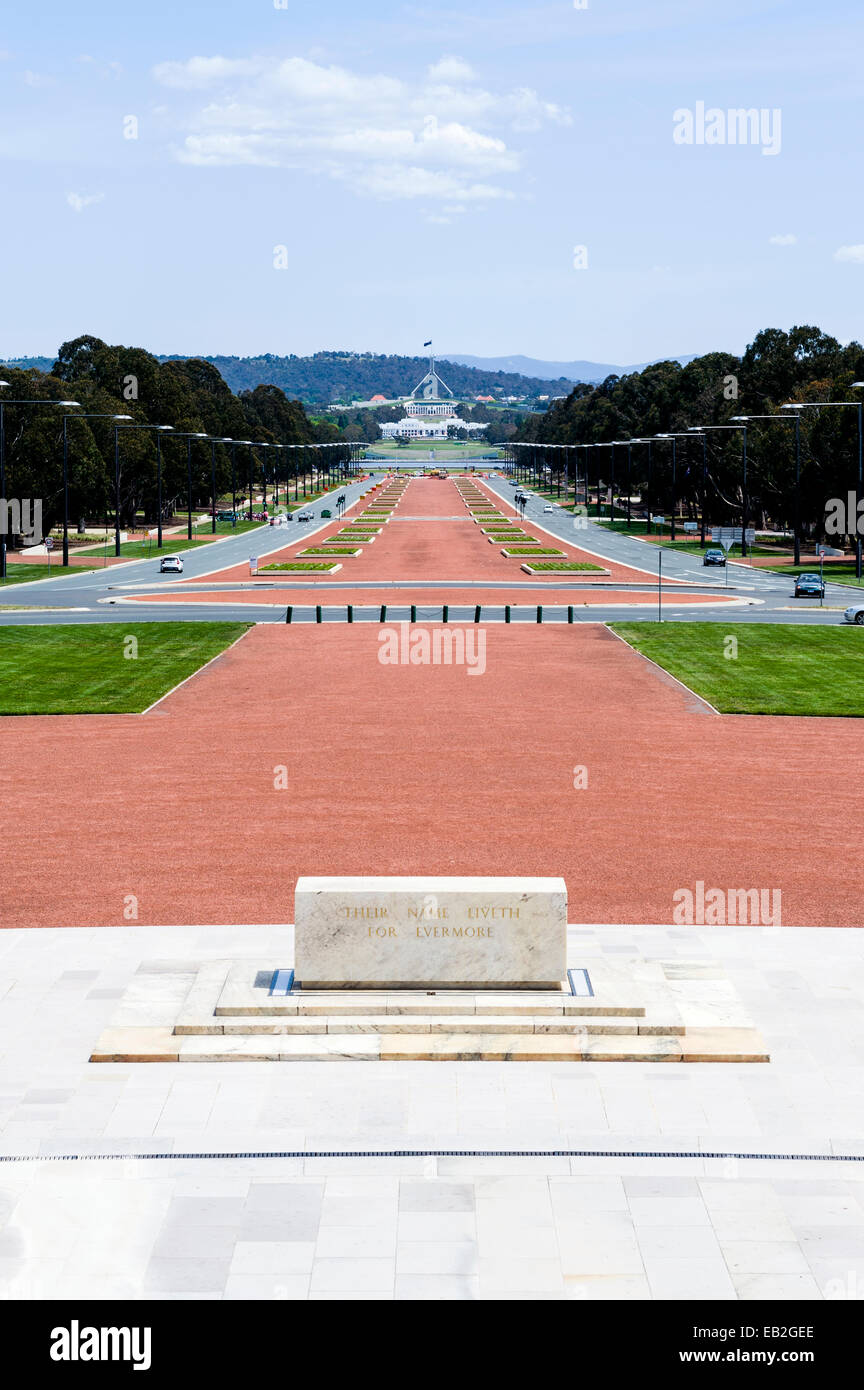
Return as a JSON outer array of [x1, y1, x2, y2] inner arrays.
[[522, 560, 604, 572], [0, 565, 99, 587], [594, 520, 784, 557], [764, 562, 864, 589], [260, 561, 340, 572], [78, 520, 264, 559], [0, 622, 250, 715], [612, 622, 864, 716]]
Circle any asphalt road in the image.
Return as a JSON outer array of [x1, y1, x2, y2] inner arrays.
[[0, 467, 859, 627], [480, 474, 860, 626], [0, 474, 383, 626]]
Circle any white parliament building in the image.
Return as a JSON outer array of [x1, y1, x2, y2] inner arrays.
[[379, 353, 488, 441]]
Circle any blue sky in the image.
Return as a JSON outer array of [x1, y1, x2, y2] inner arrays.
[[1, 0, 862, 365]]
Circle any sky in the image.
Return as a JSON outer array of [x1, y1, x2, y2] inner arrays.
[[1, 0, 862, 366]]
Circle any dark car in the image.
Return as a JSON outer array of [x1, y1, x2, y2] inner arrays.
[[703, 548, 726, 566], [794, 572, 825, 597]]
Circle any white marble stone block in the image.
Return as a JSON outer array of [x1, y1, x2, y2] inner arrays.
[[294, 876, 567, 989]]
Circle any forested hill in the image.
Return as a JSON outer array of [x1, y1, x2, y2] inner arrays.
[[154, 352, 571, 404]]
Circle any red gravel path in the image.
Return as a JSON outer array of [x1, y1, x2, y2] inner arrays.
[[186, 478, 677, 589], [2, 623, 860, 928], [126, 587, 738, 608]]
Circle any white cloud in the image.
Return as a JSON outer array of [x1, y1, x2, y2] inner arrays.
[[344, 164, 515, 203], [153, 52, 568, 209], [769, 233, 797, 246], [153, 56, 265, 89], [67, 191, 104, 213], [78, 54, 124, 79], [427, 56, 476, 84], [22, 70, 53, 88], [834, 244, 864, 264]]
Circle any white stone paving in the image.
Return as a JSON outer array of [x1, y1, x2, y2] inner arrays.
[[0, 923, 863, 1300]]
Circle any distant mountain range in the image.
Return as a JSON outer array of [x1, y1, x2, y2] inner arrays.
[[444, 353, 697, 383], [1, 349, 697, 403]]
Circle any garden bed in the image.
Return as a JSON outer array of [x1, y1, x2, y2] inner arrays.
[[502, 547, 565, 557], [297, 547, 362, 556], [519, 561, 609, 575], [260, 561, 343, 573]]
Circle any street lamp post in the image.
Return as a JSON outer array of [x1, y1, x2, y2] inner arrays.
[[680, 430, 708, 544], [657, 433, 701, 543], [113, 422, 177, 557], [62, 412, 132, 565], [654, 435, 685, 542], [627, 440, 653, 532], [784, 396, 864, 578], [625, 441, 632, 528], [219, 439, 237, 528], [0, 388, 80, 577], [186, 432, 207, 540], [733, 413, 802, 563], [247, 442, 255, 520], [154, 426, 173, 547], [209, 438, 218, 533], [687, 425, 749, 554]]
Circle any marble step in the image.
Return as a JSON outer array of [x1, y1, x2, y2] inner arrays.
[[212, 963, 648, 1020], [174, 1014, 683, 1037], [212, 999, 648, 1018], [90, 1026, 770, 1063]]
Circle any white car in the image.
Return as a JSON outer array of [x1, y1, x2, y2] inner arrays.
[[843, 604, 864, 625], [160, 554, 184, 573], [296, 511, 314, 522], [543, 504, 555, 513]]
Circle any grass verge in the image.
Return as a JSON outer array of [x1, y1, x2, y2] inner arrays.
[[0, 622, 250, 715], [611, 621, 864, 716]]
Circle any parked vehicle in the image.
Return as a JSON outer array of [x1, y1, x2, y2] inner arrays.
[[160, 555, 184, 573]]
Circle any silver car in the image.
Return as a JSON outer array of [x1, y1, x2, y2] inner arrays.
[[843, 604, 864, 625]]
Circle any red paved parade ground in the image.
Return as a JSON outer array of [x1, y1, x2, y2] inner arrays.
[[2, 621, 862, 928], [178, 476, 684, 588], [125, 476, 740, 611]]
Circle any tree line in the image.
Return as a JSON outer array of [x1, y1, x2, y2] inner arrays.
[[157, 351, 569, 406], [515, 326, 864, 537], [2, 335, 347, 537]]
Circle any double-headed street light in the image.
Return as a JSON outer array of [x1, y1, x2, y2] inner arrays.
[[686, 423, 749, 554], [113, 422, 176, 556], [62, 411, 133, 564], [220, 440, 239, 524], [172, 432, 209, 540], [0, 386, 80, 578], [655, 433, 695, 543], [782, 393, 864, 577], [732, 413, 802, 563]]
